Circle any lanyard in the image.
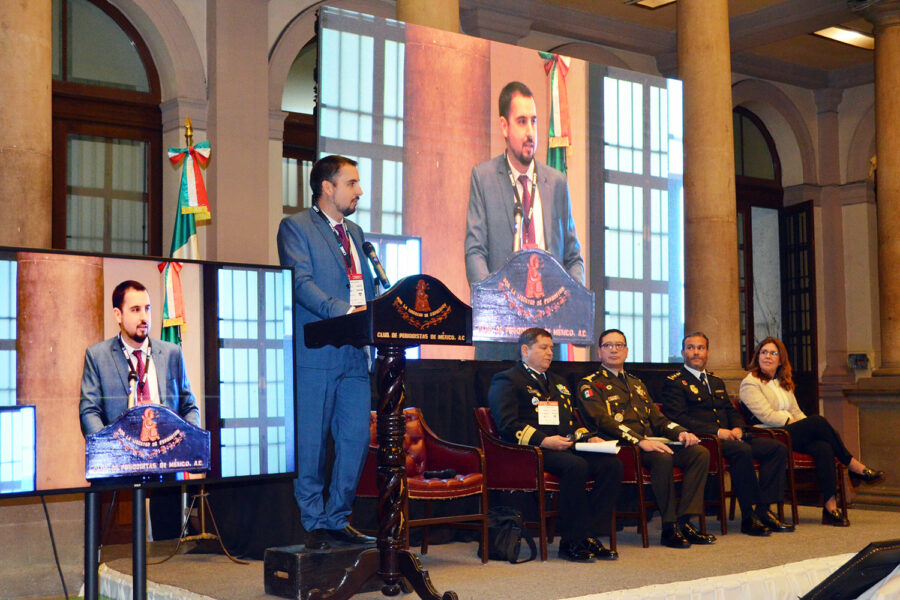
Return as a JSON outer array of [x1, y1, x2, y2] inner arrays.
[[120, 337, 151, 394], [504, 154, 537, 232], [312, 204, 354, 273]]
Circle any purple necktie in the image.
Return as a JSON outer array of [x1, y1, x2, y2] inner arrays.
[[335, 223, 356, 273], [134, 350, 150, 404], [518, 175, 536, 248]]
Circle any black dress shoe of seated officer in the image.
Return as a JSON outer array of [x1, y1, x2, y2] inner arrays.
[[740, 514, 771, 537], [758, 509, 794, 532], [660, 522, 690, 549], [305, 529, 330, 550], [680, 520, 716, 545], [326, 525, 376, 546], [558, 539, 595, 562], [585, 537, 618, 561]]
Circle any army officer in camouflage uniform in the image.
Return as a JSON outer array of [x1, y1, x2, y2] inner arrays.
[[577, 328, 714, 549], [489, 327, 622, 561]]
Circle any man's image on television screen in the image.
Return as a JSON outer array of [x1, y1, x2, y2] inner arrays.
[[79, 279, 200, 437]]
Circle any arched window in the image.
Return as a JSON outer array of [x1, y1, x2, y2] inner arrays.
[[52, 0, 162, 255]]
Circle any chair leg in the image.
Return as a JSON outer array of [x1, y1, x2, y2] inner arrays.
[[536, 490, 548, 561], [480, 488, 489, 564], [421, 500, 431, 555], [836, 463, 849, 518], [717, 473, 727, 535], [786, 461, 799, 526], [636, 482, 649, 548]]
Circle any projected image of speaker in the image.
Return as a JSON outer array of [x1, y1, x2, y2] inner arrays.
[[802, 540, 900, 599]]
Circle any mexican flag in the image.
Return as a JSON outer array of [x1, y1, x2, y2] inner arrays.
[[540, 52, 571, 174]]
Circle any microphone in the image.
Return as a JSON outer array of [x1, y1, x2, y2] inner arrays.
[[362, 241, 391, 289]]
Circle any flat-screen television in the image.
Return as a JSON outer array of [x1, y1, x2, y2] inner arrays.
[[0, 247, 296, 496]]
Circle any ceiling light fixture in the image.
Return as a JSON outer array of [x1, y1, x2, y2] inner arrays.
[[624, 0, 677, 8], [813, 26, 874, 50]]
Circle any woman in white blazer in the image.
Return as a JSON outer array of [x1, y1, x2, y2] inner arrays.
[[740, 337, 884, 526]]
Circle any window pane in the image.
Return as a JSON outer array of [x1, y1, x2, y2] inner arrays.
[[66, 135, 148, 253], [68, 0, 150, 92]]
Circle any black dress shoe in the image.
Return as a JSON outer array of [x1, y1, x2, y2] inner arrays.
[[585, 537, 618, 561], [660, 522, 691, 548], [558, 539, 595, 562], [822, 507, 850, 527], [326, 525, 376, 545], [740, 515, 772, 537], [305, 529, 330, 550], [849, 467, 885, 487], [758, 509, 794, 532], [680, 521, 716, 545]]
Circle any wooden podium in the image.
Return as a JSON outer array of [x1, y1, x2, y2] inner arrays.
[[304, 274, 471, 600]]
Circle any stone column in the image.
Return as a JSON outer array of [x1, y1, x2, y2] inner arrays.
[[677, 0, 742, 377], [205, 0, 269, 263], [846, 0, 900, 510], [397, 0, 459, 32], [867, 2, 900, 374], [17, 253, 104, 490], [402, 28, 490, 360], [0, 1, 52, 248]]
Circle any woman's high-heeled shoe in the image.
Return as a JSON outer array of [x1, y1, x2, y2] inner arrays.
[[822, 507, 850, 527], [849, 467, 885, 487]]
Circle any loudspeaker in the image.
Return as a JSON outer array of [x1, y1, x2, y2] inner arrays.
[[801, 539, 900, 600]]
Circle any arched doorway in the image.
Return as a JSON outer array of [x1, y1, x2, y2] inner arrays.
[[735, 107, 818, 415]]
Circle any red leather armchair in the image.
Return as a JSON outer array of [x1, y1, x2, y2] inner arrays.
[[734, 398, 848, 526], [472, 406, 562, 561], [357, 407, 489, 562]]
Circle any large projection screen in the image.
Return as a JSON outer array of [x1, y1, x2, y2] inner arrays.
[[315, 7, 685, 362]]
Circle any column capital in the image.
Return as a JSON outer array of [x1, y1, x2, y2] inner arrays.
[[864, 1, 900, 33], [814, 87, 843, 114]]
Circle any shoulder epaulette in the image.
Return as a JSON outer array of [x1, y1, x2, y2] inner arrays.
[[667, 372, 680, 380]]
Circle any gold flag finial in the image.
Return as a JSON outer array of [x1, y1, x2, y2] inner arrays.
[[184, 116, 194, 147]]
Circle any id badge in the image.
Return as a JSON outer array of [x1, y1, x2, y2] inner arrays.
[[537, 401, 560, 425], [349, 273, 366, 306]]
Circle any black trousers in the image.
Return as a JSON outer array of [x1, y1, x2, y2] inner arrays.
[[721, 436, 788, 517], [641, 444, 708, 523], [542, 449, 623, 542], [785, 414, 853, 501]]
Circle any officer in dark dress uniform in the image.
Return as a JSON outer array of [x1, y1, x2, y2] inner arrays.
[[577, 329, 714, 549], [488, 327, 623, 562], [660, 332, 793, 536]]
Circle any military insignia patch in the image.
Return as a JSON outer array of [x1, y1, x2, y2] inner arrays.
[[557, 384, 570, 395], [614, 413, 624, 422], [531, 396, 540, 406], [682, 380, 688, 386], [583, 388, 594, 398], [690, 385, 699, 394], [636, 387, 647, 398], [608, 395, 620, 401]]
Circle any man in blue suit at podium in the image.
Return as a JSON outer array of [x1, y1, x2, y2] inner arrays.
[[277, 155, 377, 550], [79, 279, 199, 436]]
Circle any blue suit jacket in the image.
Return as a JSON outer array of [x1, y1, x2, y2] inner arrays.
[[79, 336, 199, 435], [465, 154, 584, 285], [277, 207, 376, 370]]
